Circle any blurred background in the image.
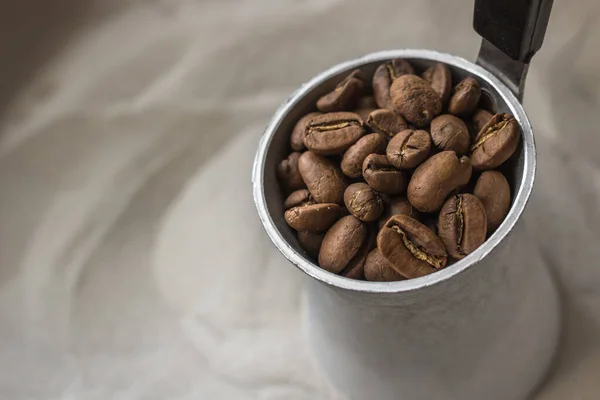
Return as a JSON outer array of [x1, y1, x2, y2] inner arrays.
[[1, 0, 600, 398]]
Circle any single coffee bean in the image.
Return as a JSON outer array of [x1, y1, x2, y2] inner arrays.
[[340, 235, 371, 280], [407, 151, 472, 213], [341, 133, 387, 178], [470, 113, 521, 170], [298, 151, 347, 204], [386, 129, 432, 169], [364, 248, 405, 282], [284, 189, 312, 210], [344, 183, 384, 222], [365, 109, 409, 139], [473, 170, 511, 233], [430, 114, 470, 155], [372, 59, 415, 109], [319, 216, 367, 274], [362, 154, 407, 195], [290, 112, 321, 152], [378, 195, 421, 230], [471, 109, 494, 134], [448, 77, 481, 116], [422, 63, 452, 106], [303, 112, 364, 155], [285, 203, 341, 232], [377, 214, 448, 279], [277, 152, 306, 193], [390, 74, 442, 127], [317, 69, 364, 112], [297, 231, 325, 258], [437, 193, 487, 259]]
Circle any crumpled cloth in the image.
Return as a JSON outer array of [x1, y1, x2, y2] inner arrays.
[[1, 0, 600, 398]]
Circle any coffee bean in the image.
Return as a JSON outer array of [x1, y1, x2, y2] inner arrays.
[[470, 113, 521, 170], [298, 151, 347, 204], [341, 133, 387, 178], [473, 170, 511, 233], [390, 75, 442, 127], [422, 63, 452, 106], [284, 189, 312, 210], [285, 203, 341, 232], [377, 214, 447, 279], [303, 112, 364, 155], [340, 235, 371, 280], [430, 114, 470, 155], [362, 154, 407, 195], [378, 195, 421, 230], [386, 129, 432, 169], [471, 109, 494, 134], [319, 215, 367, 274], [438, 194, 487, 259], [317, 69, 364, 112], [365, 109, 408, 139], [352, 96, 377, 121], [407, 151, 472, 213], [291, 112, 321, 152], [277, 152, 306, 194], [297, 231, 325, 258], [364, 248, 405, 282], [448, 77, 481, 116], [372, 59, 415, 109], [344, 183, 384, 222]]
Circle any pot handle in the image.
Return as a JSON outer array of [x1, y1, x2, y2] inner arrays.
[[473, 0, 554, 101]]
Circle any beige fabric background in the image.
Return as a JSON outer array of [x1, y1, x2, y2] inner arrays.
[[1, 0, 600, 398]]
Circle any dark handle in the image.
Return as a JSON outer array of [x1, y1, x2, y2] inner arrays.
[[473, 0, 554, 100]]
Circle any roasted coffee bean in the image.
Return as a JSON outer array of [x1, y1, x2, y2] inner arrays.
[[291, 112, 321, 152], [365, 109, 408, 139], [285, 203, 340, 232], [390, 74, 442, 127], [298, 151, 347, 204], [378, 195, 421, 230], [473, 170, 511, 233], [317, 69, 364, 112], [471, 113, 521, 170], [386, 129, 432, 169], [297, 231, 325, 258], [340, 235, 371, 280], [341, 133, 387, 178], [438, 194, 487, 259], [284, 189, 312, 210], [344, 183, 384, 222], [430, 114, 470, 155], [448, 77, 481, 116], [364, 248, 405, 282], [303, 112, 364, 155], [372, 59, 415, 109], [319, 216, 367, 274], [362, 154, 407, 195], [407, 151, 472, 213], [377, 214, 447, 279], [277, 152, 306, 193], [471, 109, 494, 134], [422, 63, 452, 106]]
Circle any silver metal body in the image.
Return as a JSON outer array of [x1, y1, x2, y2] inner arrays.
[[253, 49, 560, 400]]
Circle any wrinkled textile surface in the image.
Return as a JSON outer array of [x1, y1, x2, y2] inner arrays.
[[1, 0, 600, 399]]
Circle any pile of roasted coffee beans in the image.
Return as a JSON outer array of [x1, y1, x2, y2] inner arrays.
[[277, 59, 518, 281]]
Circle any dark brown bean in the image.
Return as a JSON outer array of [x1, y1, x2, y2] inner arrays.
[[298, 151, 347, 204], [471, 109, 494, 134], [422, 63, 452, 106], [473, 170, 511, 233], [362, 154, 407, 195], [344, 183, 384, 222], [407, 151, 472, 213], [285, 203, 340, 232], [290, 112, 321, 152], [277, 152, 306, 194], [317, 69, 364, 112], [386, 129, 432, 169], [372, 59, 415, 109], [377, 214, 447, 279], [284, 189, 312, 210], [303, 112, 364, 155], [430, 115, 470, 155], [364, 248, 405, 282], [437, 194, 487, 259], [470, 113, 521, 170], [448, 77, 481, 116], [319, 216, 367, 274], [365, 109, 408, 139], [297, 231, 325, 258], [390, 74, 442, 127], [378, 195, 421, 230], [341, 133, 387, 178]]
